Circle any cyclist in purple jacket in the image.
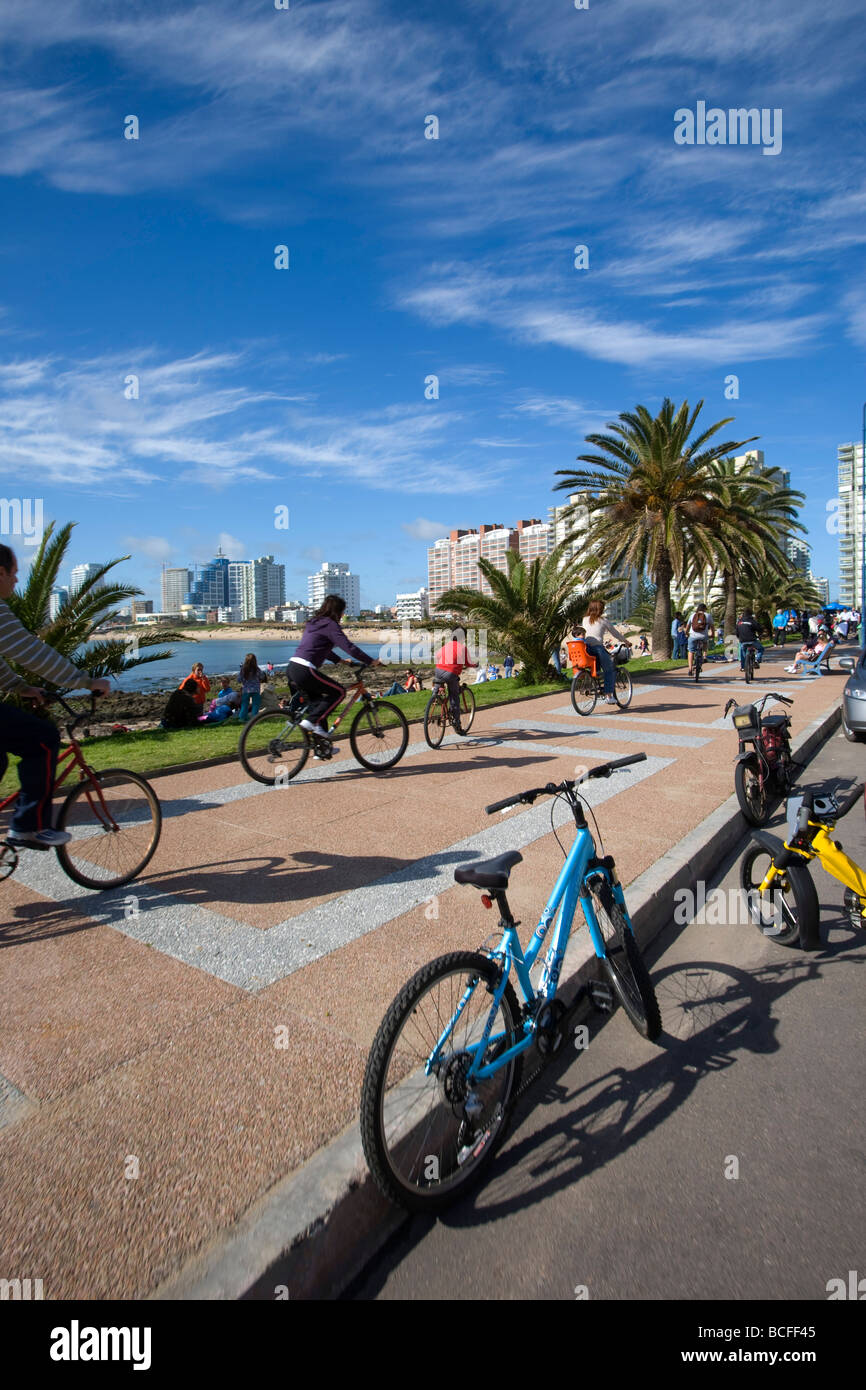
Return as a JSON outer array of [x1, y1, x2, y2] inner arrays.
[[288, 594, 380, 739]]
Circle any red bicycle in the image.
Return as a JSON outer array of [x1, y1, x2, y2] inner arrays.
[[0, 693, 162, 889]]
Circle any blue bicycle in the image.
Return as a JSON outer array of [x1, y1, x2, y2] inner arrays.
[[360, 753, 662, 1210]]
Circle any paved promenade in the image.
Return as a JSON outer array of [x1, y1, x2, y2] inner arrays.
[[0, 648, 853, 1298]]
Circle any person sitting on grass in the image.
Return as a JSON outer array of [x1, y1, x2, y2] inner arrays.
[[162, 678, 202, 729], [382, 668, 421, 696], [198, 677, 239, 724], [182, 662, 211, 709]]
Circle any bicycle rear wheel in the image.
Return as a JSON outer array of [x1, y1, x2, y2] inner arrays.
[[360, 951, 523, 1211], [56, 769, 161, 889], [459, 684, 476, 732], [744, 649, 754, 684], [589, 878, 661, 1040], [239, 710, 309, 785], [613, 667, 633, 708], [423, 692, 447, 748], [570, 670, 597, 716], [350, 700, 409, 770], [693, 649, 702, 682]]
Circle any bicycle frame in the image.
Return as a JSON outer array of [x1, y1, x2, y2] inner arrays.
[[426, 815, 630, 1084], [759, 823, 866, 901], [0, 730, 118, 829]]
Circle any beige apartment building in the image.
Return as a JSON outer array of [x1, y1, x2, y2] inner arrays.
[[427, 519, 553, 609]]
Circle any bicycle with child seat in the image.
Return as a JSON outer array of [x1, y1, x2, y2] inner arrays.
[[740, 780, 866, 949], [0, 692, 162, 889], [360, 752, 661, 1211], [423, 680, 476, 748], [238, 662, 409, 782], [570, 644, 633, 715]]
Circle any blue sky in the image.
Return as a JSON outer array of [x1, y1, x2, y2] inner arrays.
[[1, 0, 864, 607]]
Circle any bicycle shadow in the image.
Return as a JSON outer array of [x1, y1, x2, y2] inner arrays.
[[430, 953, 852, 1230]]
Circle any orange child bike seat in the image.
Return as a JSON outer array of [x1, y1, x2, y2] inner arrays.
[[567, 638, 597, 678]]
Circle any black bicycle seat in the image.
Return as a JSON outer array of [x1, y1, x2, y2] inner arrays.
[[762, 714, 789, 727], [454, 850, 523, 889]]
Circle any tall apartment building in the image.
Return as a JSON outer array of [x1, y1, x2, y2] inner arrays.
[[786, 537, 811, 577], [426, 520, 554, 610], [307, 561, 361, 617], [810, 574, 830, 605], [548, 494, 638, 624], [70, 562, 102, 592], [838, 442, 865, 610], [188, 554, 231, 611], [242, 555, 285, 620], [161, 567, 192, 614], [131, 599, 153, 618], [49, 586, 69, 620], [394, 587, 429, 622], [228, 562, 249, 612]]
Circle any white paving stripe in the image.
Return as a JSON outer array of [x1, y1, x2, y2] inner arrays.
[[9, 753, 673, 990], [495, 718, 711, 749], [547, 705, 733, 731]]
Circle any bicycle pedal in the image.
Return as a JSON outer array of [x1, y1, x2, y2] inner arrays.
[[587, 980, 615, 1013]]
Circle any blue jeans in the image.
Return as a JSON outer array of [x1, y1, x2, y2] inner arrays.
[[673, 634, 687, 658], [384, 682, 407, 696], [739, 640, 764, 668], [551, 650, 562, 675], [585, 640, 615, 695], [239, 691, 261, 722]]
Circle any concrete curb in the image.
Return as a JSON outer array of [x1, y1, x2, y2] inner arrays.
[[152, 694, 842, 1302]]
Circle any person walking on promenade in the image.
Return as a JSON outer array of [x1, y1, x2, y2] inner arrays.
[[504, 653, 514, 678], [238, 653, 266, 723], [671, 612, 687, 659], [582, 600, 629, 706], [432, 628, 476, 734], [287, 594, 380, 740], [772, 608, 788, 646], [0, 544, 110, 847]]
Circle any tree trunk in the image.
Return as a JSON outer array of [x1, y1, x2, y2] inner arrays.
[[724, 569, 737, 636], [653, 552, 674, 658]]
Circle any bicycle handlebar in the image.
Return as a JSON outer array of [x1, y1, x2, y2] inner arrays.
[[796, 782, 864, 832], [485, 753, 647, 814]]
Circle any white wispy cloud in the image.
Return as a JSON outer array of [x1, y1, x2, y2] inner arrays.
[[401, 518, 450, 541]]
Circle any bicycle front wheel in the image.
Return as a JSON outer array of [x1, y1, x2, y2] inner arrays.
[[56, 769, 162, 889], [570, 670, 597, 716], [734, 757, 768, 826], [613, 666, 633, 709], [740, 844, 818, 948], [459, 684, 476, 732], [589, 878, 661, 1040], [360, 951, 523, 1212], [350, 700, 409, 771], [239, 710, 309, 785], [744, 651, 754, 684], [423, 693, 447, 749]]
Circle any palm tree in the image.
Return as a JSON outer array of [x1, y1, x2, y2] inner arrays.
[[3, 521, 190, 691], [738, 565, 821, 636], [698, 458, 807, 633], [435, 545, 619, 683], [554, 398, 758, 657]]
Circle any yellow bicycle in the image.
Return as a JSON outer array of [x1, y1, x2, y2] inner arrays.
[[739, 782, 866, 949]]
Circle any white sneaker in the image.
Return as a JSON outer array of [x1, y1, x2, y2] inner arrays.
[[7, 827, 72, 847], [299, 718, 318, 732], [784, 665, 797, 673]]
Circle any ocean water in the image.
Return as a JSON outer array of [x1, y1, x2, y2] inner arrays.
[[99, 638, 385, 692]]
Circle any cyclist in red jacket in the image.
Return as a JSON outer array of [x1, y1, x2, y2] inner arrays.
[[432, 628, 476, 735]]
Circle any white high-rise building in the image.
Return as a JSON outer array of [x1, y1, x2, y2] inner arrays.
[[548, 493, 638, 624], [394, 588, 429, 621], [227, 562, 249, 612], [161, 567, 192, 614], [838, 442, 865, 610], [810, 574, 830, 605], [308, 562, 361, 617], [242, 556, 286, 620], [49, 586, 69, 620], [786, 538, 811, 577], [70, 562, 102, 592]]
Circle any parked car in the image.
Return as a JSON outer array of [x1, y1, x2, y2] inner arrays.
[[839, 651, 866, 742]]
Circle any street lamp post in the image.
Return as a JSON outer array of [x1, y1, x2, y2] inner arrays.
[[862, 403, 866, 642]]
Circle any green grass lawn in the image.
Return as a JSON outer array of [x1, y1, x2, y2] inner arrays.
[[0, 658, 692, 793]]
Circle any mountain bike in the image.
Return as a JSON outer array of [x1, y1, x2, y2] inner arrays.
[[360, 752, 661, 1211], [570, 646, 633, 715], [740, 780, 866, 950], [692, 639, 706, 682], [423, 680, 475, 748], [238, 663, 409, 782], [0, 693, 162, 890]]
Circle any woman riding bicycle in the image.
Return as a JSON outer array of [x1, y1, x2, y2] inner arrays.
[[288, 594, 380, 739], [581, 600, 629, 706], [0, 544, 110, 847]]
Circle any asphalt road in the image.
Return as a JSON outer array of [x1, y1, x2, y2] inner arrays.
[[349, 723, 866, 1304]]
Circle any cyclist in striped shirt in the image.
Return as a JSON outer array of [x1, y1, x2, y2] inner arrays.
[[0, 545, 110, 846]]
